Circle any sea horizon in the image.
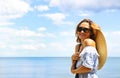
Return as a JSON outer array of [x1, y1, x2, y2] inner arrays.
[[0, 57, 120, 78]]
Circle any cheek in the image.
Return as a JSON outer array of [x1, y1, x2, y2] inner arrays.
[[77, 32, 80, 35], [87, 33, 91, 37]]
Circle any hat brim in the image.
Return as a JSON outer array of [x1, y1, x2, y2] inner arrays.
[[95, 30, 107, 70]]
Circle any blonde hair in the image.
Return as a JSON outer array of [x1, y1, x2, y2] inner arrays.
[[75, 18, 100, 43]]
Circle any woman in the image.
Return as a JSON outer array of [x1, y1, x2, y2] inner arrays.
[[71, 19, 107, 78]]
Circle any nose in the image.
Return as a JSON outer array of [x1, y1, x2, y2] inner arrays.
[[80, 30, 84, 33]]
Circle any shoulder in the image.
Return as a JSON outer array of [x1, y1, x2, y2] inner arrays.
[[84, 39, 96, 47]]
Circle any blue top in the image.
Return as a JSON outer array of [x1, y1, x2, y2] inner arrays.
[[76, 46, 99, 78]]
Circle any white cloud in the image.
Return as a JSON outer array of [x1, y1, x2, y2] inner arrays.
[[0, 42, 6, 48], [39, 13, 73, 25], [15, 29, 37, 37], [38, 27, 47, 32], [42, 13, 65, 21], [47, 41, 75, 56], [0, 0, 32, 26], [78, 11, 93, 17], [105, 31, 120, 57], [49, 0, 60, 7], [35, 5, 49, 11], [0, 21, 15, 26], [0, 26, 74, 57], [49, 42, 67, 51], [60, 31, 74, 37], [0, 27, 55, 38], [49, 0, 120, 12], [9, 43, 47, 50], [0, 27, 54, 49]]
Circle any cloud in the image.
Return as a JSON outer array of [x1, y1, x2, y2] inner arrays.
[[0, 27, 55, 38], [35, 5, 49, 11], [9, 43, 47, 50], [0, 27, 55, 50], [49, 0, 120, 12], [60, 31, 74, 37], [38, 13, 73, 25], [0, 0, 32, 26], [0, 21, 15, 26], [105, 31, 120, 57], [0, 26, 75, 57], [38, 27, 47, 32], [49, 0, 60, 7], [39, 13, 65, 22]]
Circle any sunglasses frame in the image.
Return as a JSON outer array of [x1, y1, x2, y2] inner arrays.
[[77, 27, 91, 33]]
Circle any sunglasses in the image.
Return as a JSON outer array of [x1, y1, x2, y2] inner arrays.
[[77, 27, 91, 33]]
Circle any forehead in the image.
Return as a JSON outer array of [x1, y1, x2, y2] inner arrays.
[[79, 22, 90, 28]]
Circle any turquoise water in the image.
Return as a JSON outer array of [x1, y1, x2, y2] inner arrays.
[[0, 57, 120, 78]]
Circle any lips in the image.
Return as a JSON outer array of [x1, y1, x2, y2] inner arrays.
[[80, 33, 86, 37]]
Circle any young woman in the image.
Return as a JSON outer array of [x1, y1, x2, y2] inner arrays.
[[71, 19, 107, 78]]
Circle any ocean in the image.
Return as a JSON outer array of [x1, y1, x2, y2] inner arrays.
[[0, 57, 119, 78]]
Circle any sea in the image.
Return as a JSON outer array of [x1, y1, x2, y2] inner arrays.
[[0, 57, 119, 78]]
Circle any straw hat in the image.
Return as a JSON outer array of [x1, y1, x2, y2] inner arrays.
[[92, 23, 107, 70]]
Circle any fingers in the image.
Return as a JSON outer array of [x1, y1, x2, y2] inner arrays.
[[71, 52, 80, 61], [75, 52, 80, 56]]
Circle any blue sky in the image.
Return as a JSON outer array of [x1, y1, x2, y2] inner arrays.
[[0, 0, 120, 57]]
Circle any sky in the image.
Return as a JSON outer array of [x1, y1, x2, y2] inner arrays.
[[0, 0, 120, 57]]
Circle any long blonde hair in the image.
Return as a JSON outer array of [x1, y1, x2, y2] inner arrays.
[[75, 19, 100, 43]]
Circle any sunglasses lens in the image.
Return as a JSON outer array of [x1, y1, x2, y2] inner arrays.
[[77, 27, 82, 32], [77, 27, 90, 33], [83, 28, 89, 32]]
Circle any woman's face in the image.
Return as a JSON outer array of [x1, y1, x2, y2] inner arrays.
[[77, 22, 91, 41]]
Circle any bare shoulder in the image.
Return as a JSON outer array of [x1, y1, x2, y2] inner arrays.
[[84, 39, 96, 47]]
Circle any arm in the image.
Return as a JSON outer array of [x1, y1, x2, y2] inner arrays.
[[71, 39, 96, 74], [71, 44, 80, 72], [71, 65, 91, 74]]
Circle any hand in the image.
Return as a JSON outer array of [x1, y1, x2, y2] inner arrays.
[[71, 52, 80, 61], [71, 68, 76, 74]]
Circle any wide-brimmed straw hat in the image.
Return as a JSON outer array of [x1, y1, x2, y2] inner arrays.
[[92, 23, 107, 70]]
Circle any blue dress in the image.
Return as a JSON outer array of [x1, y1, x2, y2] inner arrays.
[[76, 46, 99, 78]]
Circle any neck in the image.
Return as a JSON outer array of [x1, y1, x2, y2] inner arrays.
[[81, 38, 85, 44], [81, 39, 85, 47]]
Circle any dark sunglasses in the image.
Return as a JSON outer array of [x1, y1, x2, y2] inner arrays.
[[77, 27, 91, 33]]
